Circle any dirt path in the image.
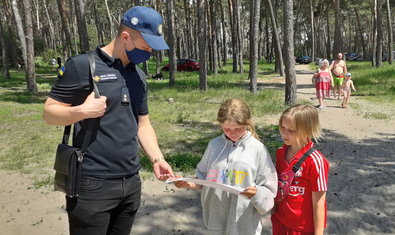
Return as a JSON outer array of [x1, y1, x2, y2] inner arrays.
[[1, 65, 394, 234]]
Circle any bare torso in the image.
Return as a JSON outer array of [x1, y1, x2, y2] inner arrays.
[[331, 60, 346, 76]]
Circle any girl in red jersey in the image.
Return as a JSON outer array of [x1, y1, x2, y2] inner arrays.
[[271, 104, 329, 235]]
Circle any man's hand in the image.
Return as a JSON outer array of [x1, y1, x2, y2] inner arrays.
[[153, 160, 174, 181], [80, 92, 107, 119]]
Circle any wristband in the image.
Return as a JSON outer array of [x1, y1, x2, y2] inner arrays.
[[152, 157, 164, 164]]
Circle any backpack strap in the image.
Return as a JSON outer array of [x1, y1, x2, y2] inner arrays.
[[61, 51, 101, 152], [88, 51, 100, 98], [292, 147, 316, 173]]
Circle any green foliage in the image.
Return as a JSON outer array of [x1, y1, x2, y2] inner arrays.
[[34, 38, 47, 56], [41, 49, 60, 66], [347, 62, 395, 101], [140, 153, 202, 173]]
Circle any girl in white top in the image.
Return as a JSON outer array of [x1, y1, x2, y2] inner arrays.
[[173, 99, 277, 235]]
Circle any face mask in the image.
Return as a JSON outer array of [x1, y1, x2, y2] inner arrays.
[[125, 48, 151, 64]]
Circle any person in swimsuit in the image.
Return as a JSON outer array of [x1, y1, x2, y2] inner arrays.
[[330, 53, 348, 100]]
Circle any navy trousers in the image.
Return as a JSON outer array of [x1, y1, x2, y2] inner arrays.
[[66, 174, 141, 235]]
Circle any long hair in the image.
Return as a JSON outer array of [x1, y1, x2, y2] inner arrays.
[[217, 99, 258, 139], [279, 104, 321, 146]]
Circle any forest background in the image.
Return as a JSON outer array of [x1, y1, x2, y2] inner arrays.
[[1, 0, 395, 234]]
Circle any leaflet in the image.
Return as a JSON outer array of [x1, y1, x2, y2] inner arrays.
[[166, 177, 245, 195]]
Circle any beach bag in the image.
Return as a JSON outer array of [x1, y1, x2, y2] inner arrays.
[[311, 77, 316, 85], [274, 148, 315, 203], [53, 52, 100, 198]]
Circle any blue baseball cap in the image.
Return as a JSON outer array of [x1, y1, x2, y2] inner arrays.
[[122, 6, 169, 50], [346, 73, 351, 77]]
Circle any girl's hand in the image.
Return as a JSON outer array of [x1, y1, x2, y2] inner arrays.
[[240, 186, 257, 199], [174, 180, 196, 189], [169, 176, 202, 190]]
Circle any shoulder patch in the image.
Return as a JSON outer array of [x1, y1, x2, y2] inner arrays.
[[58, 66, 65, 78]]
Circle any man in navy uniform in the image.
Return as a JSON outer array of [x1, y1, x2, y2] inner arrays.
[[43, 6, 174, 235]]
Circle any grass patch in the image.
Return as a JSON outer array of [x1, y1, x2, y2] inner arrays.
[[363, 112, 389, 120], [346, 62, 395, 103]]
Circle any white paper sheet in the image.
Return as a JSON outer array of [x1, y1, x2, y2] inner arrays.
[[166, 177, 245, 195]]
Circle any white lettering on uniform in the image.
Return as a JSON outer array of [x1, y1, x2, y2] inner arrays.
[[289, 185, 305, 196], [99, 74, 117, 81]]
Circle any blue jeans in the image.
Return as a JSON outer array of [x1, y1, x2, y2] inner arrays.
[[66, 174, 141, 235]]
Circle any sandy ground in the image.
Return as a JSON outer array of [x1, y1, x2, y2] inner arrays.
[[1, 64, 394, 235]]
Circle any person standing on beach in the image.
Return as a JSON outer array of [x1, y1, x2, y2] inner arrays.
[[341, 73, 356, 108], [312, 59, 333, 109], [330, 52, 348, 100], [173, 99, 277, 235], [271, 105, 329, 235], [43, 6, 174, 235]]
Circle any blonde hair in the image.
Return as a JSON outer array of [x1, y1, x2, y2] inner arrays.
[[279, 104, 321, 146], [217, 99, 258, 139]]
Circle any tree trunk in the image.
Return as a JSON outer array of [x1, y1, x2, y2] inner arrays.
[[228, 0, 238, 72], [283, 0, 297, 105], [372, 0, 377, 66], [206, 3, 212, 72], [235, 0, 243, 73], [93, 0, 104, 44], [249, 0, 260, 93], [219, 0, 227, 66], [310, 0, 315, 63], [104, 0, 114, 40], [33, 0, 40, 31], [332, 0, 343, 59], [56, 0, 74, 56], [183, 0, 190, 58], [22, 0, 37, 92], [386, 0, 393, 64], [376, 0, 383, 67], [74, 0, 90, 53], [198, 0, 207, 91], [167, 0, 177, 85], [354, 8, 367, 61], [43, 0, 56, 50], [11, 0, 27, 65], [209, 0, 218, 74], [265, 11, 271, 63], [0, 14, 10, 79], [326, 5, 331, 59], [155, 51, 161, 74], [266, 0, 284, 76]]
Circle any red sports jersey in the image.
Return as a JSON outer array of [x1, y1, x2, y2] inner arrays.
[[272, 142, 329, 232]]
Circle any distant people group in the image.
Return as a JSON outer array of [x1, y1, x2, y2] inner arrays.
[[312, 52, 357, 108]]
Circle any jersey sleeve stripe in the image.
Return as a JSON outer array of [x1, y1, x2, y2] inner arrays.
[[315, 151, 327, 191], [311, 152, 324, 191], [311, 151, 327, 191], [311, 153, 323, 191]]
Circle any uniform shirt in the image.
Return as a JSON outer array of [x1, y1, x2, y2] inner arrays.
[[272, 142, 329, 232], [49, 45, 148, 178]]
